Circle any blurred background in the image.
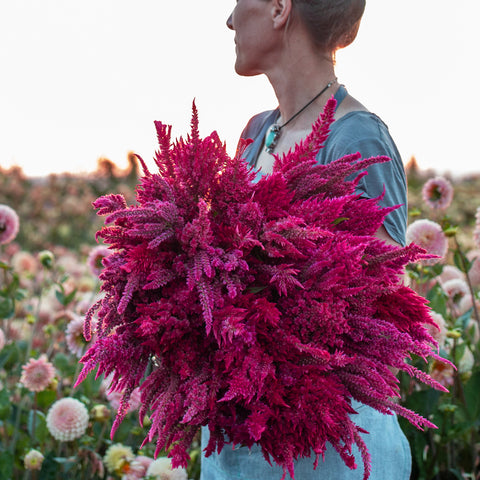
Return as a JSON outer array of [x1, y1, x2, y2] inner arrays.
[[1, 0, 479, 177]]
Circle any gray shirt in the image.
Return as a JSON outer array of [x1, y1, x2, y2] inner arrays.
[[240, 86, 407, 246]]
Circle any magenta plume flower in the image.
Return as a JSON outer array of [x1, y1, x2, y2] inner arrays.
[[422, 176, 454, 210], [0, 204, 20, 245], [76, 101, 447, 480], [20, 355, 55, 392], [406, 219, 448, 265], [46, 397, 89, 441]]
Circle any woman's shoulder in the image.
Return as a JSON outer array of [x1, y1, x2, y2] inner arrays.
[[240, 108, 279, 140]]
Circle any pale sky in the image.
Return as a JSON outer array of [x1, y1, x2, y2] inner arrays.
[[1, 1, 479, 177]]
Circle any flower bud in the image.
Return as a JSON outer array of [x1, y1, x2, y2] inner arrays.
[[38, 250, 55, 269]]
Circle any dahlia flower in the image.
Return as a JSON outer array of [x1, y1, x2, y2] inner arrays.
[[24, 449, 44, 470], [146, 457, 188, 480], [425, 312, 447, 348], [107, 386, 142, 413], [0, 328, 5, 352], [442, 278, 470, 312], [87, 245, 111, 276], [474, 207, 480, 249], [76, 101, 447, 480], [422, 176, 454, 210], [466, 249, 480, 287], [65, 313, 94, 358], [20, 355, 55, 392], [46, 397, 89, 441], [103, 443, 135, 475], [0, 204, 20, 245], [406, 219, 448, 265]]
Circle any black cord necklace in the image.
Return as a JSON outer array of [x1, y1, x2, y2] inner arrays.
[[265, 79, 336, 154]]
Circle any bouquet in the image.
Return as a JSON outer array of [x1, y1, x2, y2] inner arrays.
[[76, 99, 447, 480]]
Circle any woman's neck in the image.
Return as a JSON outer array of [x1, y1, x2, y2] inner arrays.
[[266, 54, 337, 130]]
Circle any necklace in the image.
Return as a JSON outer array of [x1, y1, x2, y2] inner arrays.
[[265, 79, 336, 154]]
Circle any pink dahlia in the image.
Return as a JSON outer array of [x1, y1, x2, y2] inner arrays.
[[474, 207, 480, 249], [0, 328, 5, 352], [466, 249, 480, 287], [441, 278, 469, 309], [106, 386, 142, 413], [0, 204, 20, 245], [65, 313, 95, 358], [20, 355, 55, 392], [46, 397, 89, 441], [406, 219, 448, 265], [422, 176, 453, 210], [87, 245, 111, 276], [24, 449, 45, 470], [76, 102, 447, 480]]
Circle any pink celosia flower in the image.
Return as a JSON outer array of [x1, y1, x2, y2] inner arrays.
[[20, 355, 55, 392], [76, 102, 447, 480], [87, 245, 111, 276], [422, 176, 453, 210], [24, 449, 44, 470], [0, 204, 20, 245], [466, 249, 480, 287], [65, 313, 95, 358], [46, 397, 89, 441], [406, 219, 448, 265]]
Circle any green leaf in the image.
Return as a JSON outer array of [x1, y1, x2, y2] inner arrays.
[[0, 450, 14, 479], [453, 249, 471, 273], [332, 217, 349, 225], [39, 452, 61, 479], [36, 389, 57, 409], [426, 283, 448, 317], [0, 297, 14, 319], [463, 370, 480, 421], [0, 388, 12, 420], [28, 410, 48, 444]]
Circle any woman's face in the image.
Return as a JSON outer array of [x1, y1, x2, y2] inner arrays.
[[226, 0, 276, 76]]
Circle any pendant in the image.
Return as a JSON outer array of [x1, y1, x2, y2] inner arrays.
[[265, 124, 281, 154]]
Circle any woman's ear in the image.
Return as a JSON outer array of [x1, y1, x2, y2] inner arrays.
[[271, 0, 292, 30]]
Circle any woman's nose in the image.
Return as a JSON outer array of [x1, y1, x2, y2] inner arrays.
[[226, 13, 234, 30]]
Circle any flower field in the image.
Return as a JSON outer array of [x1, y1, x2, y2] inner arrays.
[[1, 147, 480, 480]]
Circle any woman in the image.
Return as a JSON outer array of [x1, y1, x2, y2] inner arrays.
[[201, 1, 411, 478]]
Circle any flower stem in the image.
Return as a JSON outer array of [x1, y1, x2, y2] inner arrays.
[[454, 236, 480, 326]]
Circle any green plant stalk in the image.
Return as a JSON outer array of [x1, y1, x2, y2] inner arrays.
[[454, 236, 480, 326], [9, 392, 28, 454]]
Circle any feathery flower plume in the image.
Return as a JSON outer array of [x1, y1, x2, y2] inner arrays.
[[422, 176, 454, 210], [76, 101, 448, 480], [0, 204, 20, 245], [46, 397, 89, 441], [406, 219, 448, 265], [20, 355, 55, 392]]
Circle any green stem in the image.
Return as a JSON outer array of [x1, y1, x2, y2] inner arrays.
[[454, 236, 480, 326], [31, 393, 37, 445], [9, 393, 28, 454]]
